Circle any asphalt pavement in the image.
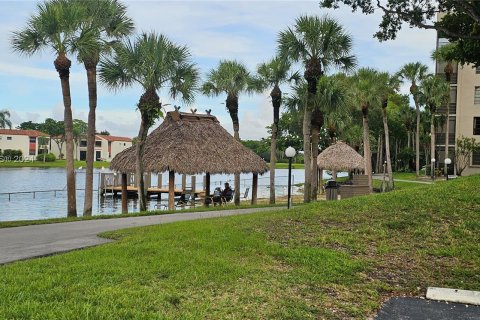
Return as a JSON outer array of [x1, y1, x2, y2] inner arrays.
[[0, 207, 278, 264]]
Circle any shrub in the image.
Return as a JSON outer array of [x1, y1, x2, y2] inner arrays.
[[2, 149, 22, 159], [36, 153, 56, 162]]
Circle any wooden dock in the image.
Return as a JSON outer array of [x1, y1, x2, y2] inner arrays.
[[101, 185, 205, 199]]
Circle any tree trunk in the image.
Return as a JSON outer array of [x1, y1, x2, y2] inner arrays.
[[310, 125, 320, 200], [430, 108, 436, 173], [136, 114, 148, 212], [376, 134, 382, 173], [83, 64, 97, 216], [251, 173, 258, 205], [382, 107, 394, 190], [407, 131, 411, 149], [362, 106, 372, 191], [444, 103, 450, 174], [55, 53, 76, 217], [121, 173, 128, 214], [414, 97, 421, 178], [269, 123, 277, 204], [226, 93, 241, 205], [269, 84, 281, 205], [303, 108, 312, 203]]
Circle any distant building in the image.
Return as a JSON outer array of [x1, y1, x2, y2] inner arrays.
[[0, 129, 49, 159], [51, 134, 133, 162], [435, 15, 480, 175]]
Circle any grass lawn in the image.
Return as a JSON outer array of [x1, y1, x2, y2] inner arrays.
[[274, 162, 305, 169], [0, 160, 110, 169], [1, 176, 479, 319]]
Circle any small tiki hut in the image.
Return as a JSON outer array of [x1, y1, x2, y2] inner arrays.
[[317, 141, 365, 172], [110, 110, 269, 210]]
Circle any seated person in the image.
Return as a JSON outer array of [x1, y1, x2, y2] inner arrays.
[[221, 182, 233, 203], [212, 187, 222, 205]]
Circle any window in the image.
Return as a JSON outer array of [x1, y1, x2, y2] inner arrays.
[[476, 66, 480, 74], [80, 140, 87, 147], [29, 137, 36, 143], [95, 140, 102, 147], [475, 118, 480, 135], [7, 136, 12, 140], [475, 87, 480, 104], [473, 150, 480, 166]]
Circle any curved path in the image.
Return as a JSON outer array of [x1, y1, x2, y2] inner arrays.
[[0, 207, 279, 265]]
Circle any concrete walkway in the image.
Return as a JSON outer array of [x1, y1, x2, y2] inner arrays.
[[0, 207, 278, 264]]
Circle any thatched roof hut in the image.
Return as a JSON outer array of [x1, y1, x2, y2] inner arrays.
[[317, 141, 365, 171], [111, 111, 269, 175]]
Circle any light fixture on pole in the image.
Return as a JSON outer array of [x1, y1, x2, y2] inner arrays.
[[444, 158, 452, 180], [431, 158, 436, 180], [285, 146, 296, 209]]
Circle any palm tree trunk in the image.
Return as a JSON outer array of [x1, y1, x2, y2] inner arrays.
[[269, 123, 277, 204], [362, 106, 372, 191], [303, 108, 312, 203], [430, 109, 436, 173], [407, 131, 411, 149], [310, 125, 320, 200], [226, 93, 241, 205], [136, 114, 148, 212], [83, 64, 97, 216], [414, 98, 421, 178], [382, 107, 394, 190], [55, 53, 76, 217]]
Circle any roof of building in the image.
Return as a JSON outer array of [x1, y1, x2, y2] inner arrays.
[[0, 129, 48, 137], [96, 135, 132, 142], [110, 111, 269, 175], [317, 141, 365, 171]]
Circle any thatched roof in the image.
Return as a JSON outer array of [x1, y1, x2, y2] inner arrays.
[[110, 111, 269, 175], [317, 141, 365, 171]]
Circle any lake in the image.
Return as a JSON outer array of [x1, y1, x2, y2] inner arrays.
[[0, 167, 334, 221]]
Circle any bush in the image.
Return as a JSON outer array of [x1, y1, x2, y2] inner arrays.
[[2, 149, 22, 159], [36, 153, 56, 162]]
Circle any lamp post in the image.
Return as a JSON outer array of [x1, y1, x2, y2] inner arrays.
[[431, 158, 436, 181], [444, 158, 452, 180], [285, 146, 296, 209]]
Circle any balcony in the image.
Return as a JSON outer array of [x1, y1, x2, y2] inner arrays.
[[436, 103, 456, 115], [436, 72, 457, 85], [435, 133, 456, 145]]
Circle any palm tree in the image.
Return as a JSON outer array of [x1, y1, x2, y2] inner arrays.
[[311, 75, 349, 198], [0, 109, 12, 129], [100, 32, 199, 211], [255, 56, 298, 204], [202, 60, 256, 205], [397, 62, 428, 178], [12, 0, 83, 217], [71, 0, 133, 216], [378, 72, 401, 191], [350, 68, 383, 191], [278, 15, 356, 202], [419, 74, 450, 175]]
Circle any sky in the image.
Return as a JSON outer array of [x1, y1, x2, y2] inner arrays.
[[0, 0, 437, 140]]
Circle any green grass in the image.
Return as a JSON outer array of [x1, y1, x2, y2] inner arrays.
[[1, 176, 479, 318], [0, 160, 110, 169], [274, 162, 304, 169]]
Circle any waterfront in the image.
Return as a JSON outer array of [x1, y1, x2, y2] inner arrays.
[[0, 167, 332, 221]]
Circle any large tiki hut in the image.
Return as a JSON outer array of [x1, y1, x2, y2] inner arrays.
[[317, 141, 365, 172], [111, 110, 269, 210]]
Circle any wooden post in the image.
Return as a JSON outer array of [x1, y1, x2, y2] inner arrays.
[[121, 173, 128, 214], [203, 175, 206, 191], [191, 176, 196, 192], [157, 173, 162, 188], [182, 174, 187, 192], [168, 170, 175, 210], [251, 173, 258, 205], [204, 172, 210, 206]]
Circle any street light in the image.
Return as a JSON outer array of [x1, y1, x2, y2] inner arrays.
[[285, 146, 296, 209], [445, 158, 452, 180], [431, 158, 436, 180]]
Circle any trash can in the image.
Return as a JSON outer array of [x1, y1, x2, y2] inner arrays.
[[325, 180, 339, 201]]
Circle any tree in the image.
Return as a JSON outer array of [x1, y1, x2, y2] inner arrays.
[[98, 130, 110, 135], [12, 0, 83, 217], [255, 56, 298, 204], [202, 60, 256, 205], [320, 1, 480, 66], [278, 15, 356, 202], [419, 74, 450, 174], [455, 136, 480, 176], [350, 68, 383, 190], [71, 0, 133, 216], [17, 121, 40, 130], [40, 118, 65, 158], [0, 109, 12, 129], [100, 32, 199, 211], [397, 62, 428, 178]]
